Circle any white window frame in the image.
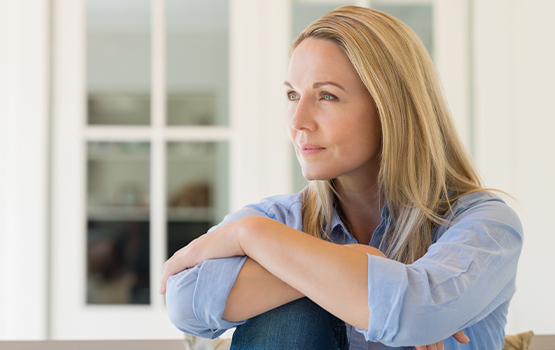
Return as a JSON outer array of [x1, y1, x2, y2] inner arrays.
[[50, 0, 292, 339]]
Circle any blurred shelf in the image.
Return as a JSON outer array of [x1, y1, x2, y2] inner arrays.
[[87, 153, 215, 162], [167, 206, 213, 222], [88, 205, 212, 222], [88, 205, 150, 222], [87, 142, 219, 162]]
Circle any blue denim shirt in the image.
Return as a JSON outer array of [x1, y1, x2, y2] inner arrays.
[[166, 191, 523, 349]]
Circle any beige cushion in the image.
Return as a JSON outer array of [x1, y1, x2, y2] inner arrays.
[[503, 331, 535, 350], [183, 334, 231, 350]]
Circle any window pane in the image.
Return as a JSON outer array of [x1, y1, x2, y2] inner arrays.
[[373, 3, 434, 56], [86, 0, 151, 125], [166, 0, 229, 125], [167, 142, 229, 258], [87, 142, 150, 304], [292, 1, 349, 38]]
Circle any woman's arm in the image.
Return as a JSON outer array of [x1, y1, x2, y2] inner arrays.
[[222, 257, 303, 322], [223, 242, 468, 349], [222, 243, 387, 323], [238, 216, 379, 329], [163, 218, 468, 347], [234, 202, 521, 347], [161, 216, 384, 329]]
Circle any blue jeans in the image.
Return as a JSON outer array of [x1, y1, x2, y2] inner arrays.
[[230, 297, 349, 350]]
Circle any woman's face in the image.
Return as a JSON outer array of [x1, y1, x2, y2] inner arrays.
[[285, 38, 382, 183]]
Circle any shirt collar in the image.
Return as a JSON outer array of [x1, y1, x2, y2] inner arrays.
[[327, 202, 391, 246]]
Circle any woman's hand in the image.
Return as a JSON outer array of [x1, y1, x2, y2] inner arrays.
[[159, 218, 249, 294]]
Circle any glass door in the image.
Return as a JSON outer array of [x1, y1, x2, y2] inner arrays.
[[51, 0, 231, 338]]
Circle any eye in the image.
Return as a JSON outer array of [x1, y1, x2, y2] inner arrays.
[[320, 92, 337, 101], [287, 91, 300, 101]]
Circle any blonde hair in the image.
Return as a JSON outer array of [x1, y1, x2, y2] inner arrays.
[[296, 6, 486, 264]]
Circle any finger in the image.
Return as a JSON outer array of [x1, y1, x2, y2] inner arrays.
[[159, 259, 172, 294], [159, 259, 178, 294], [159, 275, 167, 294], [160, 267, 171, 294], [452, 330, 470, 344], [159, 252, 193, 294], [160, 242, 196, 294], [416, 341, 442, 350]]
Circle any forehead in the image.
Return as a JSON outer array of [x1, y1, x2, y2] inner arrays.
[[287, 38, 361, 85]]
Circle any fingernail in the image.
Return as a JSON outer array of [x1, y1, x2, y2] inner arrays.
[[463, 334, 470, 342]]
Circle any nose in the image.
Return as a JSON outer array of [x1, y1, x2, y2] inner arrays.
[[289, 98, 317, 132]]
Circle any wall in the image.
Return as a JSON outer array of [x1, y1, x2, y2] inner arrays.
[[473, 0, 555, 335], [0, 0, 50, 340]]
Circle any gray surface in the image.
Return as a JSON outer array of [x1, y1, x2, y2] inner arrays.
[[0, 340, 185, 350], [0, 335, 553, 350], [531, 335, 555, 350]]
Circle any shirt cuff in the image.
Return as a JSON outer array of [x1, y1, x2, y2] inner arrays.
[[193, 256, 248, 336], [359, 253, 409, 344]]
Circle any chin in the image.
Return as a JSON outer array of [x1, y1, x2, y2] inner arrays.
[[302, 169, 337, 182]]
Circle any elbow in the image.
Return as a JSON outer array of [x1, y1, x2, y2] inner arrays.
[[165, 274, 198, 333], [165, 270, 218, 338], [366, 289, 467, 347], [165, 268, 232, 339], [166, 257, 248, 339], [378, 312, 460, 347], [383, 295, 492, 347]]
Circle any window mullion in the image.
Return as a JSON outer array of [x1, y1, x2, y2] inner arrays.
[[150, 0, 167, 311]]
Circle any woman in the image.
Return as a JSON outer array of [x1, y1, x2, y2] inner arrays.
[[160, 6, 522, 350]]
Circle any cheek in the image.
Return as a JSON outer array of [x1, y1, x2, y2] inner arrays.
[[360, 123, 381, 153], [340, 116, 381, 157]]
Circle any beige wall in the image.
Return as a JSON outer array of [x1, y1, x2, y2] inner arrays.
[[0, 0, 50, 340], [473, 0, 555, 335]]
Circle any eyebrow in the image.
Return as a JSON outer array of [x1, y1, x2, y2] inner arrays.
[[283, 81, 347, 92]]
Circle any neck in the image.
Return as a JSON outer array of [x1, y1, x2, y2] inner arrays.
[[334, 176, 384, 245]]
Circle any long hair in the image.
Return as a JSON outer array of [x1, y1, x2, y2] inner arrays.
[[295, 6, 485, 264]]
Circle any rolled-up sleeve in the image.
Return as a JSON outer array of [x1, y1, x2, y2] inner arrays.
[[360, 198, 523, 347], [166, 256, 247, 338]]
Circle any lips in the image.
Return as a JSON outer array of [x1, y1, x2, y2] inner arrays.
[[298, 144, 326, 155]]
